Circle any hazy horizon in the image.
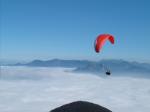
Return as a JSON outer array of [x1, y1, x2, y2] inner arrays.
[[1, 58, 150, 65]]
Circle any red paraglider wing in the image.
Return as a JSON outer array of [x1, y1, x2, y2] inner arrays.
[[95, 34, 114, 53]]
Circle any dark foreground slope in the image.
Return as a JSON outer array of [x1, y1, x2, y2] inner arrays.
[[50, 101, 112, 112]]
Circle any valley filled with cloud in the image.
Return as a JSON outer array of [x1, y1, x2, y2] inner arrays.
[[0, 66, 150, 112]]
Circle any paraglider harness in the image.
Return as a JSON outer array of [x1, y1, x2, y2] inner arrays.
[[102, 64, 111, 75], [106, 71, 111, 75]]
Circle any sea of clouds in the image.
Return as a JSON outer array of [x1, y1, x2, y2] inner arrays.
[[0, 66, 150, 112]]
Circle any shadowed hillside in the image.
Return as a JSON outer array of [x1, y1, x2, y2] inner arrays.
[[50, 101, 112, 112]]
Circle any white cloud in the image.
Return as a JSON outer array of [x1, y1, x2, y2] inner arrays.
[[0, 66, 150, 112]]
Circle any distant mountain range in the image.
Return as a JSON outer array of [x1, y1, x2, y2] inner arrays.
[[74, 59, 150, 77], [11, 59, 150, 76], [14, 59, 89, 68]]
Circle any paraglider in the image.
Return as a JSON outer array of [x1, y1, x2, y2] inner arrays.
[[94, 34, 115, 75], [95, 34, 114, 53]]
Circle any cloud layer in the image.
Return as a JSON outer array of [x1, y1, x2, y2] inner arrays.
[[0, 66, 150, 112]]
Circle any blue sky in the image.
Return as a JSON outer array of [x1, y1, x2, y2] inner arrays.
[[1, 0, 150, 62]]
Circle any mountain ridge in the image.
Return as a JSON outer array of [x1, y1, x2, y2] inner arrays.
[[9, 59, 150, 75]]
